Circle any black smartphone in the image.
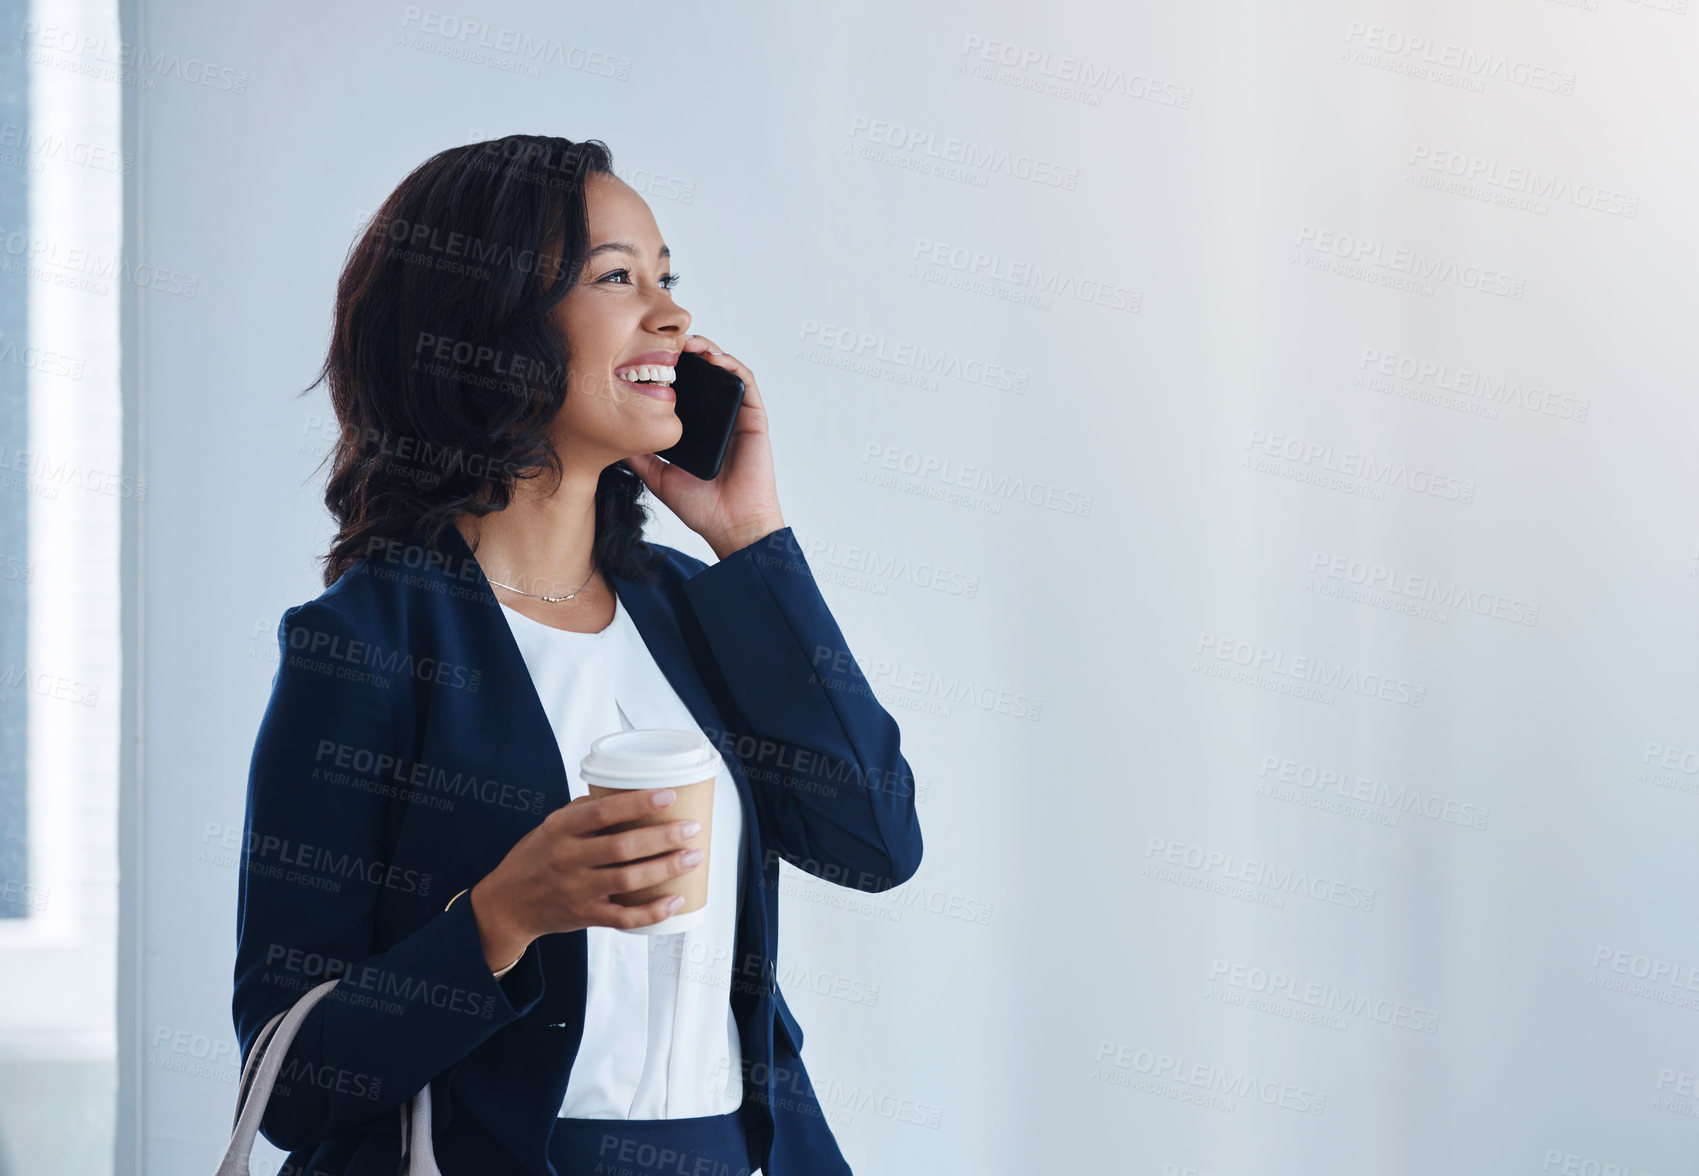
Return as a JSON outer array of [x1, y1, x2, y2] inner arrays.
[[656, 349, 745, 480]]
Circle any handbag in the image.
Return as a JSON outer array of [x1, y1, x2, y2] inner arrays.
[[215, 977, 442, 1176]]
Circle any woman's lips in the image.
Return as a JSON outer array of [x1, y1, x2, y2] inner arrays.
[[617, 372, 676, 402]]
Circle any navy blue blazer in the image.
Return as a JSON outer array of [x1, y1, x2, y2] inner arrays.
[[231, 524, 923, 1176]]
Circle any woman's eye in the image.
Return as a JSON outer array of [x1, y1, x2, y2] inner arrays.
[[600, 269, 682, 290]]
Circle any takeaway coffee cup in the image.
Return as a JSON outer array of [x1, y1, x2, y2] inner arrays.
[[579, 729, 721, 935]]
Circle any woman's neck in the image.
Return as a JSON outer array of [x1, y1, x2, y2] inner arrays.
[[455, 467, 603, 600]]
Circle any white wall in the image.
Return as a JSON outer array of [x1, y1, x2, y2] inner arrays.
[[125, 1, 1699, 1173]]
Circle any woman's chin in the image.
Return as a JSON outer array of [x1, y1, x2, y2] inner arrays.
[[627, 425, 684, 462]]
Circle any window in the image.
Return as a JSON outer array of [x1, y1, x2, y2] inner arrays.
[[0, 0, 122, 1168]]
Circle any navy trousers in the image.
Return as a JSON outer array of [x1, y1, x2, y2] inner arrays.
[[547, 1109, 756, 1176]]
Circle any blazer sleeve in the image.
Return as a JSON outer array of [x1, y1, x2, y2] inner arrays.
[[231, 597, 546, 1153], [680, 527, 923, 893]]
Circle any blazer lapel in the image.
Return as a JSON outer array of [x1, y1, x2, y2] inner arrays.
[[607, 567, 755, 805], [610, 562, 766, 939], [427, 522, 573, 814]]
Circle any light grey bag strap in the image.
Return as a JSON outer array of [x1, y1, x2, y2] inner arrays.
[[215, 978, 443, 1176]]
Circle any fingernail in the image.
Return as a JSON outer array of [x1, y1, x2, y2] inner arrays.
[[669, 895, 685, 910], [682, 849, 704, 866], [653, 789, 677, 806], [681, 820, 701, 837]]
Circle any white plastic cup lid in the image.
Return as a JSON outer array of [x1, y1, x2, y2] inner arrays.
[[580, 728, 722, 786]]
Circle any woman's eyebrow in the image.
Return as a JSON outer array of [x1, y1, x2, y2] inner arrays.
[[585, 241, 671, 261]]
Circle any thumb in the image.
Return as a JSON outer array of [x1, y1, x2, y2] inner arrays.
[[624, 452, 663, 488]]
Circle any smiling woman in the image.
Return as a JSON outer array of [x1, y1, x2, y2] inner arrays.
[[309, 136, 665, 594], [231, 133, 922, 1176]]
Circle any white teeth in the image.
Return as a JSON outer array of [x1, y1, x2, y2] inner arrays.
[[615, 364, 675, 385]]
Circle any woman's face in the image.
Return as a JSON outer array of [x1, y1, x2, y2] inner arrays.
[[550, 172, 692, 472]]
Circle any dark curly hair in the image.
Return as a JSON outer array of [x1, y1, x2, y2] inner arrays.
[[304, 134, 664, 589]]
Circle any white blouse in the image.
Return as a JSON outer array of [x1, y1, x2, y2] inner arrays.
[[498, 591, 747, 1120]]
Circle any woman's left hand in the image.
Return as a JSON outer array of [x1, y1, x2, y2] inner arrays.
[[623, 334, 787, 561]]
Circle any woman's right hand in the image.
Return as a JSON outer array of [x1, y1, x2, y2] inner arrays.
[[467, 787, 703, 972]]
